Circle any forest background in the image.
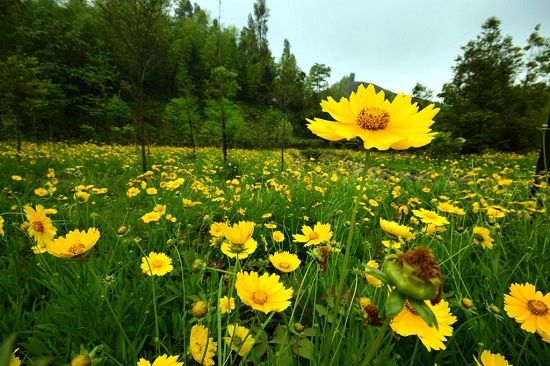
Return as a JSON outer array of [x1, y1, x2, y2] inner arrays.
[[1, 0, 549, 162]]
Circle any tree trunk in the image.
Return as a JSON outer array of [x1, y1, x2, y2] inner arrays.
[[221, 99, 227, 163], [530, 114, 550, 198]]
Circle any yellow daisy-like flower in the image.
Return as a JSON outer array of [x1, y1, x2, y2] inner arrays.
[[127, 187, 140, 197], [412, 208, 449, 226], [473, 227, 494, 249], [390, 299, 457, 351], [224, 324, 255, 356], [474, 350, 512, 366], [34, 187, 49, 197], [219, 296, 235, 314], [11, 175, 23, 181], [220, 221, 258, 259], [504, 283, 550, 334], [189, 324, 217, 366], [141, 252, 174, 276], [272, 230, 285, 242], [306, 84, 439, 150], [269, 251, 301, 273], [74, 191, 90, 203], [235, 271, 293, 313], [437, 202, 465, 215], [222, 221, 255, 245], [0, 215, 4, 236], [136, 355, 183, 366], [293, 222, 333, 247], [141, 211, 163, 224], [379, 218, 415, 241], [486, 205, 506, 219], [365, 260, 383, 287], [146, 187, 158, 195], [24, 205, 57, 245], [46, 228, 100, 258]]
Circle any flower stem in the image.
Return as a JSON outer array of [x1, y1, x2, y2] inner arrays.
[[151, 275, 160, 355], [409, 338, 419, 366], [361, 316, 390, 366], [516, 332, 530, 365]]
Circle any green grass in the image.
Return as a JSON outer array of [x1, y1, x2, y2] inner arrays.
[[0, 141, 548, 365]]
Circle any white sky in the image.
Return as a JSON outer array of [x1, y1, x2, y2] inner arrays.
[[198, 0, 550, 96]]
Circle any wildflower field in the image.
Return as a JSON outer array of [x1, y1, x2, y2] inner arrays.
[[1, 140, 548, 365]]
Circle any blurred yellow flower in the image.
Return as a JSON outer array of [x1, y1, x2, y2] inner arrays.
[[224, 324, 255, 356], [272, 230, 284, 242], [219, 296, 235, 314], [189, 324, 216, 366], [34, 187, 49, 197], [391, 299, 456, 351], [0, 216, 4, 236], [474, 350, 511, 366], [127, 187, 140, 197], [306, 84, 438, 150], [473, 227, 494, 249], [141, 211, 163, 223], [365, 260, 383, 287], [413, 208, 449, 226], [379, 218, 415, 241], [146, 188, 158, 195]]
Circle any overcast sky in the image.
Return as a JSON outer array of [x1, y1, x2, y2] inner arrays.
[[197, 0, 550, 96]]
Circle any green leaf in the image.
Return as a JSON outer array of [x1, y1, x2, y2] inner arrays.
[[293, 338, 314, 360], [0, 334, 16, 366], [364, 265, 389, 283], [386, 291, 406, 319], [409, 299, 438, 328]]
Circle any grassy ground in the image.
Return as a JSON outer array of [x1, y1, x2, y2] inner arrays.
[[0, 141, 548, 365]]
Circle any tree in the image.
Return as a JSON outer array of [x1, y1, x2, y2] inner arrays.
[[94, 0, 170, 172], [440, 17, 523, 152], [412, 82, 433, 101], [0, 56, 50, 160], [307, 63, 331, 96], [206, 66, 240, 162], [275, 39, 301, 170]]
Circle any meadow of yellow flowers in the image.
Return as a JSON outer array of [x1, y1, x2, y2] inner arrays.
[[1, 85, 549, 365]]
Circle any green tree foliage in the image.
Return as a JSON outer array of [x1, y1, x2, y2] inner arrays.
[[307, 63, 331, 96], [0, 55, 51, 158], [440, 17, 549, 152]]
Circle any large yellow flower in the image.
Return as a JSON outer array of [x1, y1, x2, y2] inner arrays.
[[269, 251, 301, 273], [390, 299, 457, 351], [379, 218, 415, 241], [224, 324, 255, 356], [306, 84, 438, 150], [136, 355, 183, 366], [235, 271, 293, 313], [141, 252, 174, 276], [293, 222, 333, 246], [24, 205, 57, 245], [46, 228, 100, 258], [504, 283, 550, 334], [475, 350, 512, 366], [189, 324, 217, 366]]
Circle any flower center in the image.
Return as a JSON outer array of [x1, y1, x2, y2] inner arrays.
[[528, 299, 548, 316], [32, 221, 45, 233], [309, 232, 319, 240], [151, 258, 164, 269], [355, 108, 390, 130], [252, 290, 268, 305], [278, 262, 291, 270], [473, 233, 485, 243], [67, 243, 85, 255]]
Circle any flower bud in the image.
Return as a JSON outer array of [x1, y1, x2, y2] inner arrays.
[[461, 298, 474, 309], [117, 225, 127, 235], [71, 354, 92, 366], [192, 259, 205, 273], [293, 323, 304, 332], [192, 300, 208, 318], [383, 247, 443, 303], [490, 304, 500, 314]]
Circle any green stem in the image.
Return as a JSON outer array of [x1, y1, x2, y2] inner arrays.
[[361, 317, 390, 366], [516, 332, 530, 365], [151, 274, 160, 354], [409, 338, 419, 366], [324, 153, 369, 362]]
